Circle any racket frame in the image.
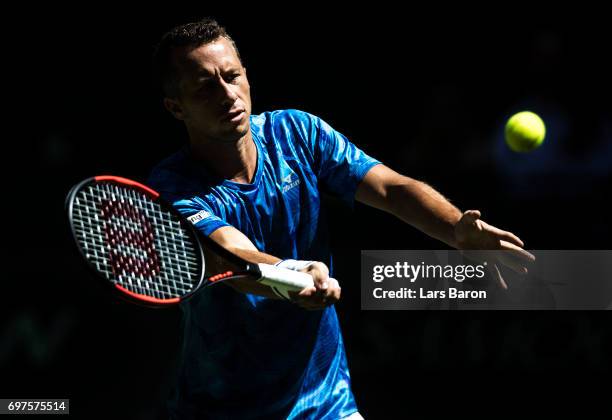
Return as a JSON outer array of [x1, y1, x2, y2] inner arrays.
[[66, 175, 210, 307]]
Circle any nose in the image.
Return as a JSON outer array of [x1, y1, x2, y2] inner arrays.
[[217, 77, 238, 107]]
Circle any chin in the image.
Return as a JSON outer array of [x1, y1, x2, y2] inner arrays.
[[231, 118, 250, 135], [216, 125, 249, 143]]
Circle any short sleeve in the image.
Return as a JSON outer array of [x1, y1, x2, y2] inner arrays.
[[303, 112, 380, 206], [172, 198, 231, 237]]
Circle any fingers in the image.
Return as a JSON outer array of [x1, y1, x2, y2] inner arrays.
[[313, 274, 330, 291], [294, 280, 341, 310], [480, 221, 525, 248], [460, 211, 528, 250], [456, 211, 536, 289], [499, 240, 536, 263], [493, 242, 536, 276], [294, 286, 316, 298], [325, 278, 341, 301], [314, 278, 341, 308], [461, 249, 526, 278], [498, 255, 527, 275], [292, 262, 341, 310], [306, 262, 332, 292], [491, 263, 508, 290]]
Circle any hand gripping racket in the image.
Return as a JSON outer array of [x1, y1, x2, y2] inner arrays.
[[66, 175, 314, 307]]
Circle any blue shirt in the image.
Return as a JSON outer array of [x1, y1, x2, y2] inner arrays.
[[148, 109, 380, 419]]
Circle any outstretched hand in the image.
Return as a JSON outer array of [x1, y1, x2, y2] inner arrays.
[[453, 210, 535, 289]]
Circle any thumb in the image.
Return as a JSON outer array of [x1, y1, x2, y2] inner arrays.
[[314, 276, 329, 290], [463, 210, 482, 221], [309, 270, 329, 290], [302, 262, 330, 291]]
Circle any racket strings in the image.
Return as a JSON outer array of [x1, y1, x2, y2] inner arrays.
[[72, 182, 202, 300]]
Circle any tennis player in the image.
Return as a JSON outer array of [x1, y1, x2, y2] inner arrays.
[[148, 18, 533, 419]]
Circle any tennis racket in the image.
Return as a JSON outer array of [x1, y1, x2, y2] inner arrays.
[[66, 175, 314, 307]]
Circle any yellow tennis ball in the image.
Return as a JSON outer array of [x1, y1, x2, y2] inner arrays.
[[504, 111, 546, 152]]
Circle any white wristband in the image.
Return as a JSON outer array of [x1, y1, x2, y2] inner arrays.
[[274, 259, 314, 271]]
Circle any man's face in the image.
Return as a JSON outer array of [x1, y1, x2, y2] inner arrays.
[[165, 37, 251, 143]]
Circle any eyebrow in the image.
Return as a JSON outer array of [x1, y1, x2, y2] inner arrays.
[[194, 70, 213, 82], [195, 67, 241, 82]]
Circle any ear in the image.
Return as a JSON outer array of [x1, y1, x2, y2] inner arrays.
[[163, 97, 186, 120]]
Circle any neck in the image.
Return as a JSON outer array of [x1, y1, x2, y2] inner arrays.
[[188, 130, 257, 184]]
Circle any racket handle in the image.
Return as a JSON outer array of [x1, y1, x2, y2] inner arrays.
[[257, 263, 315, 291]]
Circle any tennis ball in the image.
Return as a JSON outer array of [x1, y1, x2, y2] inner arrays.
[[504, 111, 546, 152]]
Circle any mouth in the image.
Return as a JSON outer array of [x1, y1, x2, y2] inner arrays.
[[221, 108, 246, 124]]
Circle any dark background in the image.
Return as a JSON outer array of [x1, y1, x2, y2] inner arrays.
[[3, 4, 612, 419]]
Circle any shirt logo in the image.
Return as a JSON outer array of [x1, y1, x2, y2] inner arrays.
[[187, 210, 212, 225], [281, 173, 301, 193]]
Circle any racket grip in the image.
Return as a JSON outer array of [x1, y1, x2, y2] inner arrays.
[[257, 263, 315, 291]]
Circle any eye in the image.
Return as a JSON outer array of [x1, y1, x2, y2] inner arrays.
[[226, 73, 241, 83]]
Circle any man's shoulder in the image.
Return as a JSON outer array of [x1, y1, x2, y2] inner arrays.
[[253, 109, 321, 130], [253, 109, 323, 153]]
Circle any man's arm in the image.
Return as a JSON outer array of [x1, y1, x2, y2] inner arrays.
[[209, 226, 340, 308], [355, 164, 462, 248], [355, 164, 535, 287]]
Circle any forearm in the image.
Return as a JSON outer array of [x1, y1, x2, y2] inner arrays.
[[356, 165, 462, 248], [209, 227, 283, 299], [223, 246, 283, 299], [387, 178, 462, 248]]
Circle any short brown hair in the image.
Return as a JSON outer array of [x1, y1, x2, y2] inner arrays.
[[153, 18, 241, 97]]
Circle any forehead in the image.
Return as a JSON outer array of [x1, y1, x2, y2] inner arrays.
[[174, 37, 241, 76]]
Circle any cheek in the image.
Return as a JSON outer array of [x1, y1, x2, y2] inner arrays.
[[185, 99, 213, 115], [241, 84, 252, 108]]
